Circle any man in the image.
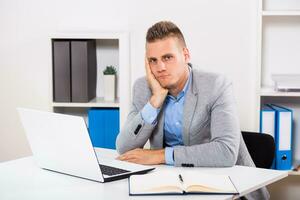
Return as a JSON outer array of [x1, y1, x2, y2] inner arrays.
[[116, 21, 269, 200]]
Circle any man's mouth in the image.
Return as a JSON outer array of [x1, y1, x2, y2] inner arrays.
[[158, 75, 170, 79]]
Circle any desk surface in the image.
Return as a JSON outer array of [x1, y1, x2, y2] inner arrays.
[[0, 148, 288, 200]]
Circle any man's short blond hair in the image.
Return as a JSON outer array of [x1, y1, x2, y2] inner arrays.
[[146, 21, 186, 47]]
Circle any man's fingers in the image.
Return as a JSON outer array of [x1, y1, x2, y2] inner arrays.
[[116, 153, 128, 160], [117, 154, 130, 160], [120, 157, 145, 165], [116, 155, 124, 160], [116, 148, 142, 161], [117, 153, 136, 161], [145, 57, 151, 76]]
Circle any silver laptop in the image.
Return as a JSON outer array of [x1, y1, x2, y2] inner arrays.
[[17, 108, 154, 182]]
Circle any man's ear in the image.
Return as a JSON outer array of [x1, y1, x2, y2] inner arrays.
[[183, 47, 190, 63]]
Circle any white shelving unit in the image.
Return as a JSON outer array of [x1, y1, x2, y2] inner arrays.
[[49, 32, 130, 127], [52, 97, 120, 108], [262, 11, 300, 16], [260, 87, 300, 97], [257, 0, 300, 175]]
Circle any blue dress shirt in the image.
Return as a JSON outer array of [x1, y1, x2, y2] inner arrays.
[[141, 69, 192, 165]]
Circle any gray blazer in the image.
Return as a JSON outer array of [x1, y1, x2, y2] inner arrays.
[[116, 68, 269, 200]]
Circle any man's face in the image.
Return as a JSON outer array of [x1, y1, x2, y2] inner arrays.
[[146, 37, 190, 89]]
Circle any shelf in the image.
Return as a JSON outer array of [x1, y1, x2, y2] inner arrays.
[[262, 10, 300, 16], [52, 97, 119, 108], [49, 31, 130, 125], [260, 87, 300, 97], [51, 32, 128, 40]]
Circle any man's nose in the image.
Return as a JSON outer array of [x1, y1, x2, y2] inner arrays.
[[156, 60, 166, 72]]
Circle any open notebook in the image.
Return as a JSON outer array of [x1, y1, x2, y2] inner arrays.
[[129, 170, 239, 195]]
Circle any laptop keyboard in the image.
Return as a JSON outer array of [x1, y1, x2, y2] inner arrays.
[[99, 164, 130, 176]]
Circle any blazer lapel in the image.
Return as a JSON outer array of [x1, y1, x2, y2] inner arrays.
[[182, 71, 198, 146]]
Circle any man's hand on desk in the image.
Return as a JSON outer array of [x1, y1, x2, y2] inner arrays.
[[117, 148, 165, 165]]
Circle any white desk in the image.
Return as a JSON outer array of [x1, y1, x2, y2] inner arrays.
[[0, 148, 288, 200]]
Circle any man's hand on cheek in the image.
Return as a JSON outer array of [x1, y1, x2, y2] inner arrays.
[[145, 57, 168, 108], [117, 148, 165, 165]]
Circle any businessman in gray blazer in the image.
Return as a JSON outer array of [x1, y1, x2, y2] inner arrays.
[[116, 21, 269, 200]]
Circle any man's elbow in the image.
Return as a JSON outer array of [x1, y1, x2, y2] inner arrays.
[[116, 145, 128, 155], [115, 137, 126, 155], [222, 154, 236, 167], [216, 141, 238, 167], [115, 145, 123, 155], [222, 146, 238, 167], [115, 134, 136, 155]]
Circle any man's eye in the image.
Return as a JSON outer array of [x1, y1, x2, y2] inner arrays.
[[149, 59, 157, 64], [163, 56, 173, 61]]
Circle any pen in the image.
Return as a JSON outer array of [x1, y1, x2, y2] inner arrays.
[[179, 174, 184, 183]]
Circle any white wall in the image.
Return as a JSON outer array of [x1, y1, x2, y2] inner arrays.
[[0, 0, 258, 162]]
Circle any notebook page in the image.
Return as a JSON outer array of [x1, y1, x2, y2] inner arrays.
[[181, 171, 237, 193], [129, 170, 183, 194]]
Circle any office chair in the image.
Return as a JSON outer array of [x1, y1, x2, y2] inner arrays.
[[241, 131, 275, 169]]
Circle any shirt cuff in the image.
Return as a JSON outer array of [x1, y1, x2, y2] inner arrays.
[[141, 102, 160, 125], [165, 147, 174, 165]]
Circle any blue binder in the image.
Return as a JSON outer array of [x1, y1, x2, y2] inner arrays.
[[88, 108, 120, 149], [260, 104, 276, 169], [269, 104, 293, 170]]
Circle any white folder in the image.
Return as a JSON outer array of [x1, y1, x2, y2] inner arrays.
[[260, 104, 276, 138]]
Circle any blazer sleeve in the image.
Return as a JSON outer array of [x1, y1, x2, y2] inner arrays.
[[173, 77, 240, 167], [116, 78, 157, 154]]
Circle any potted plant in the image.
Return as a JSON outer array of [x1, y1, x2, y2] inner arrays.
[[103, 65, 117, 101]]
